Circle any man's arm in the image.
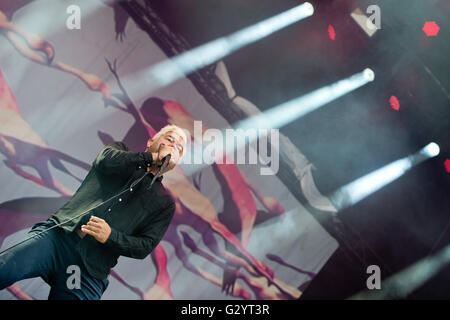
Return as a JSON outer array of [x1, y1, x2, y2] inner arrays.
[[103, 202, 176, 259], [94, 141, 153, 178]]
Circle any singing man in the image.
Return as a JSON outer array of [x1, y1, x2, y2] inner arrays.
[[0, 124, 187, 299]]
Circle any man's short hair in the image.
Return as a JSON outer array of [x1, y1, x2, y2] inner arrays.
[[151, 124, 188, 159]]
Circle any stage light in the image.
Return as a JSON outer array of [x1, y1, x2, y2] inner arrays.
[[389, 96, 400, 111], [445, 159, 450, 173], [182, 68, 375, 175], [421, 142, 440, 157], [330, 142, 440, 211], [363, 68, 375, 82], [130, 2, 315, 93], [328, 25, 336, 40], [423, 21, 440, 37], [303, 2, 314, 15], [236, 68, 376, 132]]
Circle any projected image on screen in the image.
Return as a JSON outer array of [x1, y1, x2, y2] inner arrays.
[[0, 0, 338, 300]]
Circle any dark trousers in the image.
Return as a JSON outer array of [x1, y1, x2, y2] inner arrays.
[[0, 220, 109, 300]]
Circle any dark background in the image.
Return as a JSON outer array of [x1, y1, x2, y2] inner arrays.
[[147, 0, 450, 299]]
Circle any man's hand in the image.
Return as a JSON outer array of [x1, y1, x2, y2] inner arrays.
[[81, 216, 111, 243], [151, 146, 177, 173]]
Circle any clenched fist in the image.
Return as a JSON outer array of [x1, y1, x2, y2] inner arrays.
[[81, 216, 111, 243], [150, 146, 177, 174]]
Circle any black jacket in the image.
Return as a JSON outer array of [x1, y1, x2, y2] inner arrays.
[[49, 141, 175, 279]]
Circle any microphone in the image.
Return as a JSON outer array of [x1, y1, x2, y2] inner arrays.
[[160, 154, 171, 170], [146, 154, 171, 190]]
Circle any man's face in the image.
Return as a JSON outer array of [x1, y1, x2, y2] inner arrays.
[[146, 131, 185, 165]]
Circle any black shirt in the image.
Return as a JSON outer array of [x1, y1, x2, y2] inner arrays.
[[49, 141, 175, 279]]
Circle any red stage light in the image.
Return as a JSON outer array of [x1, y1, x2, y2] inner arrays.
[[423, 21, 440, 37], [445, 159, 450, 173], [389, 96, 400, 111], [328, 25, 336, 40]]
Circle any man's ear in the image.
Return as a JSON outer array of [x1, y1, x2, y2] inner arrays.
[[147, 139, 153, 148]]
